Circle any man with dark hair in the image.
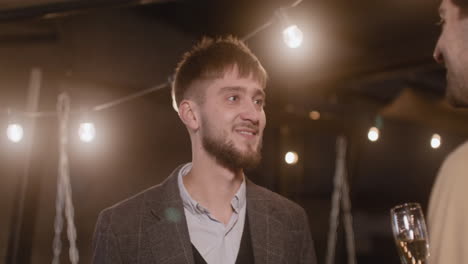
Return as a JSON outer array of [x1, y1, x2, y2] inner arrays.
[[92, 36, 317, 264], [428, 0, 468, 263], [433, 0, 468, 107]]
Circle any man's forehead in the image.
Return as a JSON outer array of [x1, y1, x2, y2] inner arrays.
[[218, 85, 266, 96], [439, 0, 459, 16], [211, 70, 264, 87], [439, 0, 447, 15], [439, 6, 445, 16], [212, 77, 265, 93]]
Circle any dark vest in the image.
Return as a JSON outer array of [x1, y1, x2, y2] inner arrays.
[[192, 213, 254, 264]]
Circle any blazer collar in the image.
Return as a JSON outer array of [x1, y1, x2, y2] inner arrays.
[[246, 180, 285, 264], [144, 164, 195, 264], [144, 165, 285, 264]]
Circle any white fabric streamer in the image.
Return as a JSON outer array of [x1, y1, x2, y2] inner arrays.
[[325, 136, 357, 264], [52, 93, 79, 264]]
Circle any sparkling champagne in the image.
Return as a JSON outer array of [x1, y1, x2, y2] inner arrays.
[[396, 238, 429, 264]]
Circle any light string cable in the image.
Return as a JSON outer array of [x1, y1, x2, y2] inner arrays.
[[0, 0, 304, 117], [52, 92, 79, 264], [242, 0, 303, 42]]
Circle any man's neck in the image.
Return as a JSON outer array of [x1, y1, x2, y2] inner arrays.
[[183, 156, 244, 225]]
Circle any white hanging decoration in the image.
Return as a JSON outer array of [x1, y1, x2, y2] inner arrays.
[[325, 137, 357, 264], [52, 92, 79, 264]]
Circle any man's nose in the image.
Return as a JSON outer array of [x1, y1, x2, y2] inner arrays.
[[433, 39, 444, 65], [240, 100, 260, 123]]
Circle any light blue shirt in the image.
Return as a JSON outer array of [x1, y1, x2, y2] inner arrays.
[[177, 163, 247, 264]]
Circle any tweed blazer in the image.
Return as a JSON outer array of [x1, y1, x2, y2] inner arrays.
[[92, 165, 317, 264]]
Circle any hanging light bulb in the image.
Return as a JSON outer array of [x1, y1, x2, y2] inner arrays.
[[368, 127, 379, 142], [276, 8, 304, 49], [283, 25, 303, 48], [431, 134, 441, 149], [7, 123, 24, 143], [285, 151, 299, 165], [78, 122, 96, 143], [309, 111, 321, 120]]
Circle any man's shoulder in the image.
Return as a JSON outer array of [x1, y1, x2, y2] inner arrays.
[[446, 140, 468, 163], [99, 165, 183, 218], [439, 140, 468, 176], [102, 183, 163, 216], [96, 183, 165, 231], [247, 181, 307, 217], [434, 140, 468, 189]]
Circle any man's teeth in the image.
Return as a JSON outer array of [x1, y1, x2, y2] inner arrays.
[[239, 131, 254, 135]]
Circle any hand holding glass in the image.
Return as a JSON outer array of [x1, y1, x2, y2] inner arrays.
[[390, 203, 430, 264]]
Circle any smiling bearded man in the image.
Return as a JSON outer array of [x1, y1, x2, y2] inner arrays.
[[91, 36, 317, 264]]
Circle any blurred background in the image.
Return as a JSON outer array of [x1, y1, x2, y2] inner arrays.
[[0, 0, 467, 263]]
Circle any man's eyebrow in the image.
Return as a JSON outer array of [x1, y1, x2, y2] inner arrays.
[[218, 86, 266, 97], [218, 86, 244, 94], [254, 88, 266, 98]]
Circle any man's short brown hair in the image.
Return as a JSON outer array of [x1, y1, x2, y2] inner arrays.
[[171, 36, 267, 111], [453, 0, 468, 10], [451, 0, 468, 18], [453, 0, 468, 6]]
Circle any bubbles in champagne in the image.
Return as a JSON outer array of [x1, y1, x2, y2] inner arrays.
[[397, 238, 429, 264]]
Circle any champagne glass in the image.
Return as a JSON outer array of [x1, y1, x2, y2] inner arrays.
[[390, 203, 430, 264]]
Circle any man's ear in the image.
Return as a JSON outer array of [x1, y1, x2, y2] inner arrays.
[[178, 100, 200, 131]]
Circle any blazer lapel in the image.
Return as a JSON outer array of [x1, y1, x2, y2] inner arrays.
[[247, 180, 286, 264], [144, 166, 195, 264]]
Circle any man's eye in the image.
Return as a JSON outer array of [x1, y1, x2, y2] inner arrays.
[[228, 96, 238, 102], [254, 99, 265, 107]]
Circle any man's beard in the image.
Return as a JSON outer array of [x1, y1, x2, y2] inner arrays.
[[446, 68, 468, 108], [201, 120, 262, 171]]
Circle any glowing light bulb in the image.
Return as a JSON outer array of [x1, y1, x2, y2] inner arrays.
[[431, 134, 441, 149], [285, 151, 299, 165], [7, 123, 24, 143], [309, 111, 320, 120], [368, 127, 379, 142], [79, 122, 96, 143], [282, 25, 303, 48]]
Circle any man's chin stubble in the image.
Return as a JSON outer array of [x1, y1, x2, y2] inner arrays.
[[446, 84, 468, 108], [202, 136, 262, 171]]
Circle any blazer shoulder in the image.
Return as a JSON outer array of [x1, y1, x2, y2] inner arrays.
[[96, 165, 185, 233], [248, 181, 307, 222], [97, 183, 165, 230]]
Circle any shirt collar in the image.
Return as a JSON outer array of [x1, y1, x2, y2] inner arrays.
[[177, 162, 247, 216], [232, 178, 246, 214]]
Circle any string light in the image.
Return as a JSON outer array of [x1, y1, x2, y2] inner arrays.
[[283, 25, 303, 48], [276, 8, 304, 49], [309, 111, 320, 120], [0, 1, 305, 118], [7, 123, 24, 143], [285, 151, 299, 165], [431, 134, 441, 149], [368, 127, 379, 142], [78, 122, 96, 143], [0, 2, 305, 145]]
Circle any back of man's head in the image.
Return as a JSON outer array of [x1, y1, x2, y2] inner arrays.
[[171, 36, 267, 112], [453, 0, 468, 6], [452, 0, 468, 15]]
